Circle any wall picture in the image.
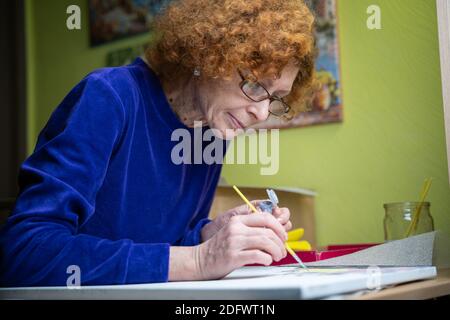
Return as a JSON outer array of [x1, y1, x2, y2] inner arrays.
[[258, 0, 343, 129], [89, 0, 171, 46]]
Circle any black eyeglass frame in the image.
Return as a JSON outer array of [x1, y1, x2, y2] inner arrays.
[[238, 69, 292, 118]]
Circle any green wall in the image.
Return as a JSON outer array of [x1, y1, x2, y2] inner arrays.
[[25, 0, 150, 151], [27, 0, 450, 247]]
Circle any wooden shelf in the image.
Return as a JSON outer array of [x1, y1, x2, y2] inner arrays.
[[350, 268, 450, 300]]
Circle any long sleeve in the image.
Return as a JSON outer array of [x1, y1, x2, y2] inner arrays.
[[0, 75, 170, 287], [176, 168, 224, 246], [177, 218, 212, 246]]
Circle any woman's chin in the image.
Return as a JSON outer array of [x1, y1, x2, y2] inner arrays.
[[213, 128, 239, 140], [208, 120, 239, 140]]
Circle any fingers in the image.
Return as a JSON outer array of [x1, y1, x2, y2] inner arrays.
[[226, 215, 287, 261], [284, 220, 293, 232], [237, 213, 288, 242], [229, 200, 267, 215], [241, 236, 284, 261], [242, 228, 287, 260], [215, 201, 267, 231], [272, 207, 292, 232], [238, 249, 273, 266], [272, 207, 290, 224]]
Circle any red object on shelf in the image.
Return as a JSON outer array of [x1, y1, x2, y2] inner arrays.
[[248, 243, 381, 267], [325, 243, 379, 251]]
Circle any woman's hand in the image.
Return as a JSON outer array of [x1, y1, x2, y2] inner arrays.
[[201, 201, 293, 242], [272, 206, 293, 233], [201, 201, 259, 242], [169, 205, 293, 281], [194, 213, 289, 280]]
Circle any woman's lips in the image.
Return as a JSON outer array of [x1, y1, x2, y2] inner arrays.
[[228, 113, 245, 129]]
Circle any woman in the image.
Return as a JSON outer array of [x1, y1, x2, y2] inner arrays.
[[0, 0, 316, 286]]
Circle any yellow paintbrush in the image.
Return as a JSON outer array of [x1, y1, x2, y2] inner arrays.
[[405, 178, 433, 238]]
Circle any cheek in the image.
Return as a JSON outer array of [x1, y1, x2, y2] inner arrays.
[[206, 87, 245, 112], [207, 102, 240, 122], [209, 106, 240, 130], [213, 101, 247, 119], [202, 87, 247, 129]]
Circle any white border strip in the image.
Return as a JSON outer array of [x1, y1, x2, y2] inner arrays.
[[437, 0, 450, 184]]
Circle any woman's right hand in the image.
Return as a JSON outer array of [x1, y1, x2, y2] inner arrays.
[[194, 213, 288, 280]]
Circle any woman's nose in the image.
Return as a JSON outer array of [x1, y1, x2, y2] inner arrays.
[[248, 101, 270, 122]]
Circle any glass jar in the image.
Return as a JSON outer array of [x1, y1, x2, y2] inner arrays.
[[383, 202, 434, 241]]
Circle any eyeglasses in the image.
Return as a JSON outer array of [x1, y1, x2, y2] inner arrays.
[[238, 70, 291, 118]]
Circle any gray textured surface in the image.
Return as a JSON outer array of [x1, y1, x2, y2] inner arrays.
[[434, 231, 450, 268], [304, 232, 436, 267]]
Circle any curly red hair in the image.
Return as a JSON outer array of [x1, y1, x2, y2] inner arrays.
[[146, 0, 318, 117]]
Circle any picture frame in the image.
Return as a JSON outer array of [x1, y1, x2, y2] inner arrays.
[[255, 0, 343, 130]]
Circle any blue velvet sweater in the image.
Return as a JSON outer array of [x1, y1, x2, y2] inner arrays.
[[0, 58, 225, 287]]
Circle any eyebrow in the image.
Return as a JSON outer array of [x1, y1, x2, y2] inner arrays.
[[274, 90, 290, 98], [263, 79, 290, 96], [272, 89, 290, 97]]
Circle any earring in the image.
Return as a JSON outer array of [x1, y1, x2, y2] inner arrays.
[[193, 67, 201, 77]]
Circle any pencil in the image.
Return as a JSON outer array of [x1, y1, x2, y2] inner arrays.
[[232, 185, 259, 213]]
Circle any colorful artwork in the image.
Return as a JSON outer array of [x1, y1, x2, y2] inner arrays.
[[258, 0, 343, 129], [89, 0, 171, 46]]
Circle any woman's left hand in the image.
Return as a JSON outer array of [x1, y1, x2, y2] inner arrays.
[[201, 201, 293, 242]]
